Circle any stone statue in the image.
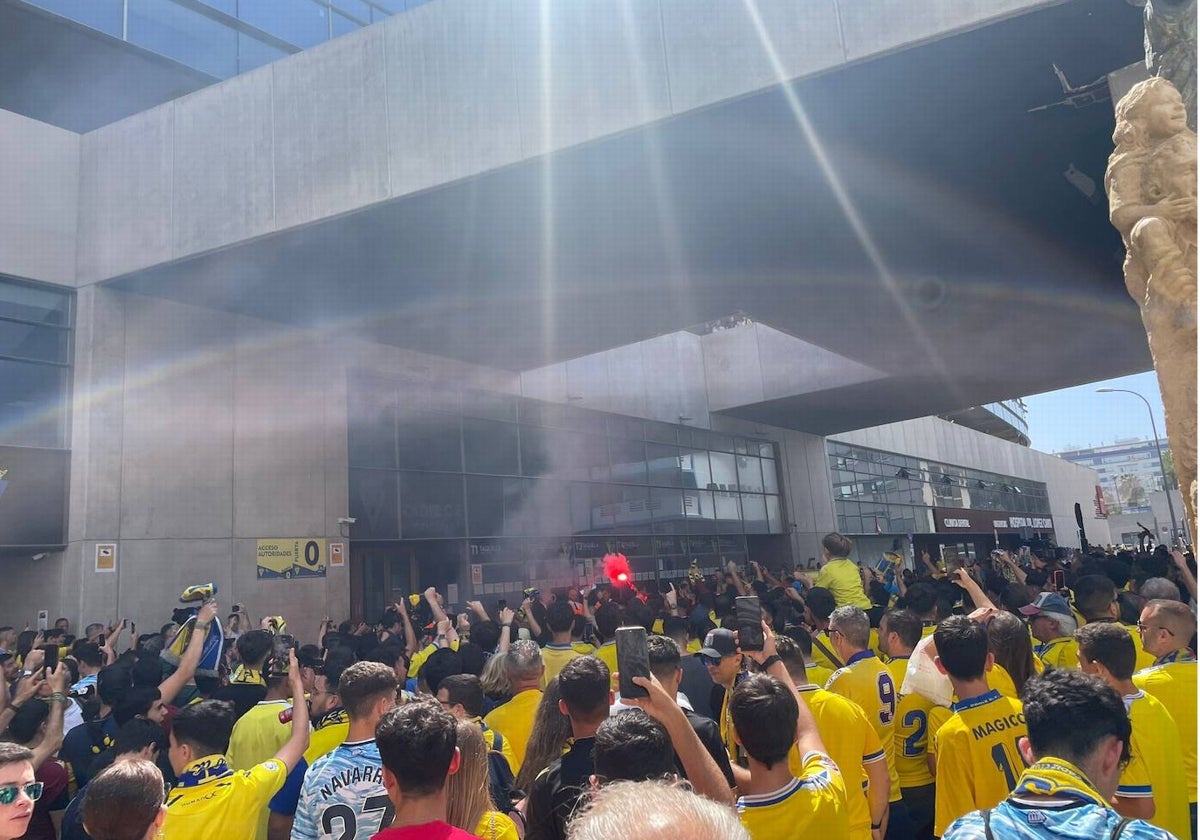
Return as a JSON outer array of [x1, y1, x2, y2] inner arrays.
[[1141, 0, 1197, 130], [1105, 77, 1197, 538]]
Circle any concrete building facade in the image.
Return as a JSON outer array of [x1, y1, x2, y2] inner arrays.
[[0, 0, 1147, 630]]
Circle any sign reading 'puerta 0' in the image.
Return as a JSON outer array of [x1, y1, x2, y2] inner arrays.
[[932, 507, 1055, 534]]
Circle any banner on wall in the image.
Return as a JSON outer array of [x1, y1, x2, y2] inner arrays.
[[256, 539, 327, 579]]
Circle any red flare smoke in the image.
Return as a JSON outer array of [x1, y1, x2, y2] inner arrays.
[[603, 552, 632, 588]]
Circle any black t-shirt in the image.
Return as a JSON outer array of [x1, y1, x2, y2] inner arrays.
[[210, 682, 267, 720], [678, 654, 714, 720], [681, 709, 735, 789], [525, 737, 594, 840]]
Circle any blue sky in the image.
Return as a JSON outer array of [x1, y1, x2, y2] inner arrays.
[[1021, 369, 1168, 454]]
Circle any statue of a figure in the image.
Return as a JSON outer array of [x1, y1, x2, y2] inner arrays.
[[1106, 77, 1198, 537], [1142, 0, 1197, 130]]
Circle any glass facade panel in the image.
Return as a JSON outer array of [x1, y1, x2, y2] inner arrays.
[[396, 410, 460, 472], [765, 495, 783, 532], [0, 359, 67, 448], [646, 444, 682, 487], [239, 0, 329, 49], [0, 282, 71, 327], [128, 0, 239, 79], [736, 455, 763, 492], [463, 417, 518, 476], [709, 451, 738, 493], [0, 319, 69, 365], [762, 459, 779, 494], [238, 32, 289, 73], [399, 472, 464, 538], [26, 0, 123, 38], [466, 475, 503, 537], [608, 437, 647, 484], [347, 469, 398, 539], [742, 493, 768, 534]]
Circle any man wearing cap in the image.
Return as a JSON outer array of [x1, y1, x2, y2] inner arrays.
[[228, 646, 322, 773], [1020, 592, 1079, 670], [699, 628, 745, 771]]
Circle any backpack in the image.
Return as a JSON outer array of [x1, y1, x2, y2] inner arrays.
[[487, 729, 517, 813]]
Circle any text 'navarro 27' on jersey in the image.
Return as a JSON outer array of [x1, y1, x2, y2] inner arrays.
[[290, 739, 393, 840], [932, 690, 1028, 836]]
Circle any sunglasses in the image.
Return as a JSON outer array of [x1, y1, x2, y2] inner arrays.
[[0, 782, 42, 806], [1135, 621, 1175, 636]]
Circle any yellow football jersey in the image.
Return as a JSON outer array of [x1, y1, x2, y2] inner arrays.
[[227, 700, 291, 771], [931, 690, 1027, 836], [791, 686, 885, 840], [1134, 659, 1197, 802], [986, 663, 1019, 700], [482, 688, 542, 774], [594, 641, 618, 675], [1034, 636, 1079, 670], [825, 651, 900, 802], [886, 657, 936, 789], [738, 751, 850, 840], [540, 644, 583, 689], [163, 755, 287, 840], [807, 663, 836, 690], [1116, 690, 1191, 840], [811, 630, 843, 671]]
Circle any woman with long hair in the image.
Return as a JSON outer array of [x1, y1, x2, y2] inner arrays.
[[480, 652, 511, 705], [986, 611, 1037, 700], [81, 758, 165, 840], [447, 720, 519, 840], [513, 677, 571, 795]]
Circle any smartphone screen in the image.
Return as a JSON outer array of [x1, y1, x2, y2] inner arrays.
[[497, 599, 507, 611], [735, 596, 764, 651], [615, 626, 650, 699], [1052, 570, 1067, 592], [39, 644, 58, 674]]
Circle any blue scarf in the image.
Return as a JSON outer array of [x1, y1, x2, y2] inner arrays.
[[176, 756, 234, 788]]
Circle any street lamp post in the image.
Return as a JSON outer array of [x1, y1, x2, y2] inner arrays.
[[1096, 387, 1182, 546]]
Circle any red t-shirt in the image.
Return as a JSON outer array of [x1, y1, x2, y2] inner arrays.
[[373, 822, 478, 840], [19, 760, 70, 840]]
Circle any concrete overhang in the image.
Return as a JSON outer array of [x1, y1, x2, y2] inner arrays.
[[92, 0, 1152, 434]]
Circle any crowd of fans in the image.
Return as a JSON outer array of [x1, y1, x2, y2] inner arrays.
[[0, 531, 1195, 840]]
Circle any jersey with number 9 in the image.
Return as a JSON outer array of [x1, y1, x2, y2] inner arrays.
[[826, 651, 901, 801]]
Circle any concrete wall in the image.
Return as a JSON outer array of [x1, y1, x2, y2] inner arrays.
[[58, 0, 1061, 285], [0, 290, 516, 633], [831, 417, 1112, 548], [0, 109, 78, 286]]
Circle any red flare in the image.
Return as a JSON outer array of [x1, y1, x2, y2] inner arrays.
[[603, 552, 633, 588]]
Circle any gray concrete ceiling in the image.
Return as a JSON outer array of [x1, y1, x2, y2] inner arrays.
[[109, 0, 1152, 435]]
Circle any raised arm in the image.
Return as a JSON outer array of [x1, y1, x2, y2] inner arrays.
[[949, 568, 997, 612], [272, 649, 312, 773], [1171, 549, 1198, 603], [30, 663, 68, 770], [497, 607, 515, 654], [521, 598, 543, 640], [627, 673, 735, 805], [745, 622, 826, 758], [101, 620, 125, 664], [158, 601, 219, 705], [396, 598, 419, 656]]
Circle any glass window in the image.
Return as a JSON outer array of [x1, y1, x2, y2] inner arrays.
[[650, 487, 684, 532], [607, 416, 643, 439], [466, 475, 504, 537], [646, 444, 682, 488], [645, 422, 677, 445], [239, 0, 329, 48], [608, 438, 647, 484], [397, 410, 461, 472], [524, 479, 572, 537], [371, 6, 393, 22], [759, 442, 775, 459], [399, 472, 464, 539], [333, 0, 372, 21], [568, 483, 592, 533], [332, 11, 360, 37], [0, 281, 71, 328], [26, 0, 123, 38], [765, 495, 783, 533], [517, 399, 542, 426], [713, 489, 741, 523], [568, 433, 610, 482], [708, 451, 738, 493], [519, 425, 554, 478], [502, 478, 533, 536], [128, 0, 238, 78], [0, 359, 67, 447], [762, 458, 779, 494], [347, 387, 396, 470], [742, 494, 768, 534], [348, 469, 399, 539], [736, 455, 763, 493], [680, 449, 711, 491], [684, 490, 719, 534], [463, 417, 519, 476], [462, 389, 517, 422], [238, 32, 289, 73], [0, 320, 69, 365]]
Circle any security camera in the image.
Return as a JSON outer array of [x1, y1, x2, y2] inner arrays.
[[337, 517, 357, 525], [31, 553, 47, 561]]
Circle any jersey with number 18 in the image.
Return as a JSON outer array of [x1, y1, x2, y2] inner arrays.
[[290, 739, 393, 840], [931, 690, 1027, 836]]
